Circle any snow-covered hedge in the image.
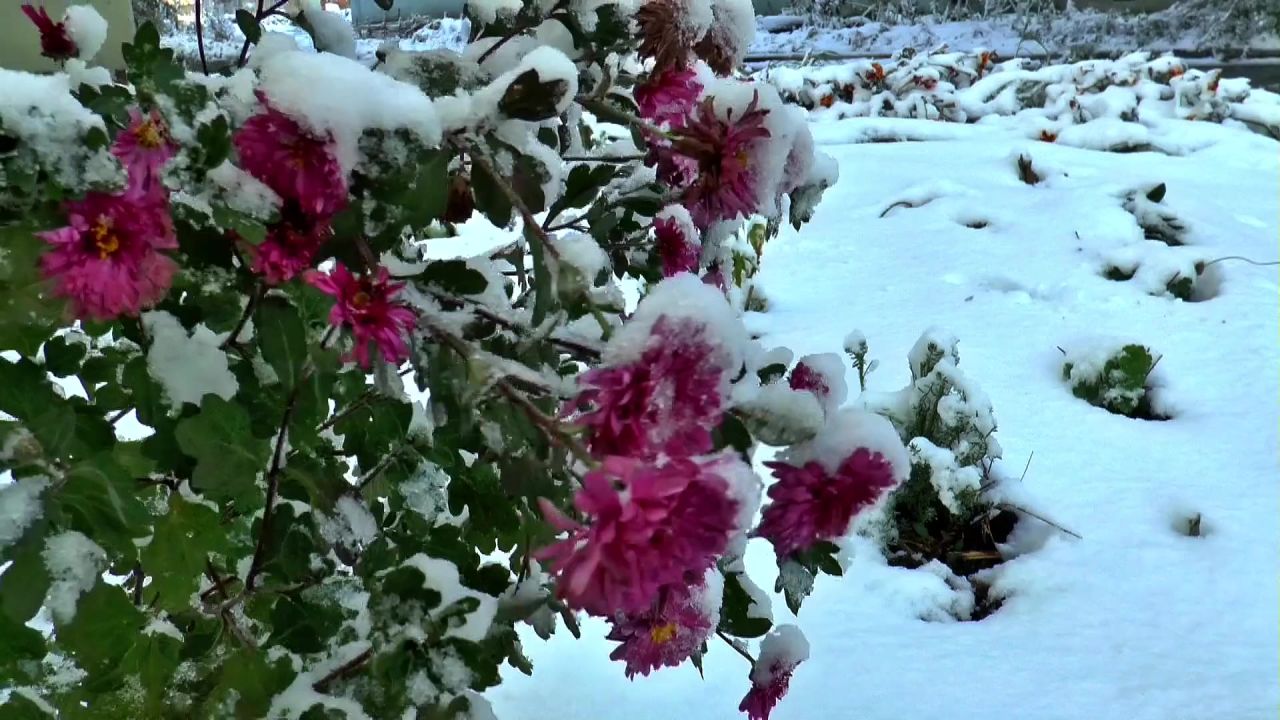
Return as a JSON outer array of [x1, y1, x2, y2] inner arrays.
[[757, 50, 1280, 141]]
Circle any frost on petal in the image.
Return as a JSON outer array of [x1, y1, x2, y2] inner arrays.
[[43, 530, 107, 624]]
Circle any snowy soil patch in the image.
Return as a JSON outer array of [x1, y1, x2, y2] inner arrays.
[[489, 117, 1279, 718]]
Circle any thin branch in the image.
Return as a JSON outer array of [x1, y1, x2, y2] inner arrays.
[[312, 647, 374, 693], [716, 630, 757, 665], [236, 0, 267, 68], [131, 562, 144, 606], [221, 282, 264, 350], [464, 141, 561, 261], [194, 0, 209, 75], [244, 328, 334, 591], [422, 287, 602, 360], [997, 502, 1083, 540], [561, 154, 647, 163]]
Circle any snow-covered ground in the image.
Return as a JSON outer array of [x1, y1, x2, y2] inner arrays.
[[487, 105, 1280, 717]]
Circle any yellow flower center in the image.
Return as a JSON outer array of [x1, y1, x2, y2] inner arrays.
[[352, 290, 371, 308], [649, 623, 677, 645], [135, 119, 164, 149], [90, 218, 120, 259]]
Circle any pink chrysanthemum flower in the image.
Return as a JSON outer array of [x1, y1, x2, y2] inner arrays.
[[635, 69, 703, 127], [234, 96, 347, 218], [21, 4, 77, 61], [307, 264, 417, 368], [739, 626, 809, 720], [788, 361, 830, 400], [571, 316, 726, 458], [756, 448, 898, 557], [657, 94, 771, 229], [38, 191, 177, 320], [536, 453, 742, 616], [251, 204, 333, 285], [113, 108, 177, 194], [653, 208, 700, 277], [606, 579, 718, 678]]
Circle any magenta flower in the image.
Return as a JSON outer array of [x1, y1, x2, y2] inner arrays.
[[250, 203, 332, 285], [536, 453, 742, 616], [756, 448, 898, 558], [653, 210, 700, 277], [739, 626, 808, 720], [571, 316, 726, 458], [788, 361, 830, 401], [307, 264, 417, 368], [38, 191, 177, 320], [656, 94, 771, 229], [234, 97, 347, 219], [635, 69, 702, 127], [112, 108, 176, 195], [739, 663, 795, 720], [21, 4, 77, 61], [606, 579, 717, 678]]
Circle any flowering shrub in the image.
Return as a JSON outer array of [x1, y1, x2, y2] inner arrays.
[[0, 2, 905, 718]]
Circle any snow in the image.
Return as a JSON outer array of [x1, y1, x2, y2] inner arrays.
[[0, 476, 50, 551], [752, 624, 809, 683], [301, 1, 357, 59], [604, 273, 747, 369], [468, 0, 523, 25], [63, 5, 109, 62], [142, 311, 238, 410], [320, 495, 379, 548], [42, 530, 107, 624], [400, 554, 499, 643], [254, 48, 443, 174], [0, 68, 113, 190], [488, 80, 1279, 720], [783, 408, 910, 484]]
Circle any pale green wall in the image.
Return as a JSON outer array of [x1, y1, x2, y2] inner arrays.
[[0, 0, 135, 72]]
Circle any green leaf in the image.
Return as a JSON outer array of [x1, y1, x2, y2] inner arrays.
[[718, 571, 772, 638], [0, 692, 53, 719], [43, 336, 87, 376], [57, 583, 142, 679], [547, 164, 616, 221], [111, 628, 182, 711], [142, 497, 229, 612], [268, 595, 344, 653], [280, 451, 345, 513], [0, 614, 45, 684], [176, 395, 270, 505], [398, 150, 450, 229], [235, 9, 263, 43], [200, 650, 296, 718], [472, 159, 513, 228], [0, 533, 51, 624], [257, 297, 307, 391], [53, 455, 150, 558], [420, 260, 488, 296]]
